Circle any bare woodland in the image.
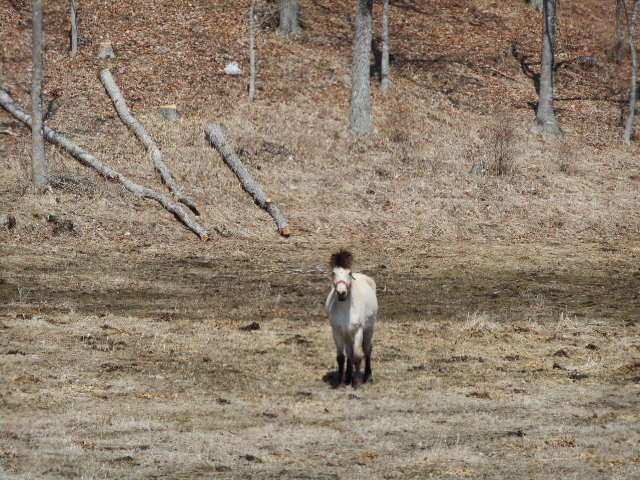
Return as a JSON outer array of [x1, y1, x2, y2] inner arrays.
[[1, 1, 640, 479]]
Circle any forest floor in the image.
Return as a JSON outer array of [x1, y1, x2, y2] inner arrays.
[[2, 0, 640, 478]]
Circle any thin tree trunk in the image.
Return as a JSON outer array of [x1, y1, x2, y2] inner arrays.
[[349, 0, 373, 136], [99, 69, 200, 215], [31, 0, 47, 190], [381, 0, 390, 94], [624, 0, 640, 144], [249, 0, 256, 103], [279, 0, 300, 35], [205, 123, 291, 237], [70, 0, 78, 57], [532, 0, 561, 135], [0, 89, 209, 240], [529, 0, 543, 12]]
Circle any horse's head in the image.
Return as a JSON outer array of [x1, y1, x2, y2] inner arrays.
[[332, 267, 354, 301], [330, 249, 354, 302]]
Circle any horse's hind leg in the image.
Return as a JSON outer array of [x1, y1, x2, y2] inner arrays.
[[351, 329, 364, 388], [363, 326, 374, 383]]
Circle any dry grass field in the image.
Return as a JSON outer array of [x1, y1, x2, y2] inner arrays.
[[2, 0, 640, 478]]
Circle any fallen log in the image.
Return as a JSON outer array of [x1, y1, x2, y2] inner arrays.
[[0, 89, 208, 240], [205, 123, 290, 237], [100, 69, 200, 216]]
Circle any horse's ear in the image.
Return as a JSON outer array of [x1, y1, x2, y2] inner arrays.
[[349, 272, 355, 280]]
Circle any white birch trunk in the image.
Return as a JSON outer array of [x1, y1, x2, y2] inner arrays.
[[70, 0, 78, 57], [624, 0, 640, 144], [279, 0, 300, 35], [529, 0, 543, 12], [31, 0, 47, 190], [249, 0, 256, 103], [349, 0, 373, 136], [531, 0, 561, 135], [381, 0, 390, 94]]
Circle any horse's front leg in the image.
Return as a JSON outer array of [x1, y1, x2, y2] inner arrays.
[[333, 330, 346, 388], [336, 353, 345, 388], [363, 325, 374, 383], [344, 341, 354, 386]]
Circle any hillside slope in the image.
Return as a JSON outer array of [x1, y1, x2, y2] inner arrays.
[[1, 0, 639, 246]]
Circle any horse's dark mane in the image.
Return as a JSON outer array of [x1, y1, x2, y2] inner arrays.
[[330, 249, 353, 269]]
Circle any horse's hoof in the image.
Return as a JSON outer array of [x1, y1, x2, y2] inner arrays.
[[352, 377, 363, 389]]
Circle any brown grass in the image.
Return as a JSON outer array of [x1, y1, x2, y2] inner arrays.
[[2, 0, 640, 478], [1, 241, 640, 479]]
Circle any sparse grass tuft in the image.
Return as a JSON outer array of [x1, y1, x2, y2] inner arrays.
[[556, 137, 577, 175], [460, 311, 502, 332], [482, 115, 516, 176], [48, 170, 102, 198]]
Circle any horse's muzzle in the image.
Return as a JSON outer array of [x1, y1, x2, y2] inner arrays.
[[337, 291, 348, 302]]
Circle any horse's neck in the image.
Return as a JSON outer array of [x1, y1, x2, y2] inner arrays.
[[329, 290, 351, 312]]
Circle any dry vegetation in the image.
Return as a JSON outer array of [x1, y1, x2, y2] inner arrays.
[[1, 0, 640, 479]]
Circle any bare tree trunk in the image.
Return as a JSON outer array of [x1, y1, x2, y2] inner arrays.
[[31, 0, 47, 190], [349, 0, 373, 136], [381, 0, 390, 94], [205, 123, 291, 237], [613, 0, 629, 63], [70, 0, 78, 57], [279, 0, 300, 35], [528, 0, 543, 12], [0, 89, 209, 239], [532, 0, 561, 135], [249, 0, 256, 103], [99, 69, 200, 215], [624, 0, 640, 144]]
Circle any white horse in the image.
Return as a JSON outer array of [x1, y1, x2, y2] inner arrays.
[[325, 249, 378, 388]]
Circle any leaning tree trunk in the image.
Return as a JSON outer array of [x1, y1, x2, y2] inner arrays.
[[624, 0, 640, 144], [532, 0, 561, 135], [205, 123, 290, 237], [349, 0, 373, 136], [279, 0, 300, 35], [70, 0, 78, 57], [31, 0, 47, 190], [99, 69, 200, 215], [381, 0, 390, 94], [249, 0, 256, 103], [0, 89, 209, 239]]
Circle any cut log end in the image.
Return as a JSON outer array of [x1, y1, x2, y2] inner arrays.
[[158, 104, 181, 121], [0, 214, 16, 229], [97, 41, 116, 60], [279, 226, 292, 237]]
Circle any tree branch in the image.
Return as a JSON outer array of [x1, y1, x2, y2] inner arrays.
[[100, 69, 201, 215], [204, 123, 290, 237], [0, 88, 209, 240]]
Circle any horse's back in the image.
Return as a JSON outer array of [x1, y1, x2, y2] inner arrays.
[[355, 273, 376, 293], [353, 273, 378, 319]]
